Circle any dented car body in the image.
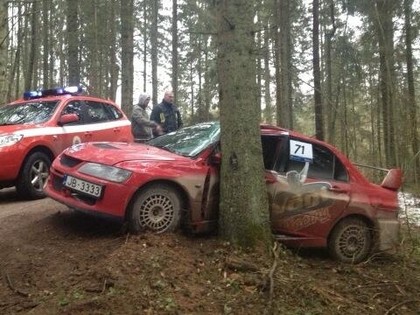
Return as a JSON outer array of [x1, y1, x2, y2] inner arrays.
[[45, 121, 402, 263]]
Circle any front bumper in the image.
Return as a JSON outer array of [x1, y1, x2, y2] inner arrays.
[[0, 147, 25, 181], [45, 167, 137, 219]]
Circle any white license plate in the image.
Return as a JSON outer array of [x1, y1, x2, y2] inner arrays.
[[63, 175, 102, 198]]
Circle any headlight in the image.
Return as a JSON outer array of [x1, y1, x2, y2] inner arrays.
[[0, 134, 23, 148], [78, 162, 132, 183]]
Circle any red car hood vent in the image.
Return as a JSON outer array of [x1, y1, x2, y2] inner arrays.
[[92, 143, 121, 150]]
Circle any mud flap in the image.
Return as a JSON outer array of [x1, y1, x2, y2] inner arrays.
[[377, 219, 400, 251]]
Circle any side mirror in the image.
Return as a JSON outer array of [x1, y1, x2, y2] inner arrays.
[[59, 113, 79, 125], [209, 152, 221, 165]]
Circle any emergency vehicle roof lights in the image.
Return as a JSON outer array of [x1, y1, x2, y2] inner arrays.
[[23, 85, 86, 100]]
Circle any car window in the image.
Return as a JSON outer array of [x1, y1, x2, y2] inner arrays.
[[261, 135, 285, 170], [284, 139, 348, 182], [61, 101, 87, 125], [0, 101, 58, 125], [104, 103, 123, 120], [84, 101, 123, 122], [84, 101, 110, 123]]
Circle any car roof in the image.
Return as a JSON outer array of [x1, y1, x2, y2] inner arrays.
[[260, 123, 344, 153], [6, 86, 119, 107], [9, 94, 118, 105], [260, 123, 312, 139]]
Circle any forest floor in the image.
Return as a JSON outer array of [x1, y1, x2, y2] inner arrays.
[[0, 191, 419, 315]]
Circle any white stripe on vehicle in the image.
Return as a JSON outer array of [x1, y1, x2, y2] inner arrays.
[[7, 120, 131, 137]]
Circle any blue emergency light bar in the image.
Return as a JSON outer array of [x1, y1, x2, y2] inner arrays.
[[23, 85, 86, 100]]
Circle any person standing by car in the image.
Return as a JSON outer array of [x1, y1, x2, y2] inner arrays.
[[150, 90, 183, 136], [131, 93, 161, 142]]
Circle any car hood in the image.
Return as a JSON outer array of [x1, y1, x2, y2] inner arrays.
[[65, 141, 191, 165]]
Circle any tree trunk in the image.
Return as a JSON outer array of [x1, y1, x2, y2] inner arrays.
[[280, 0, 293, 129], [151, 0, 159, 105], [404, 0, 419, 182], [274, 0, 281, 126], [325, 0, 336, 143], [142, 0, 148, 93], [0, 0, 8, 103], [42, 0, 50, 88], [373, 0, 397, 166], [216, 0, 271, 248], [172, 0, 178, 103], [263, 25, 273, 124], [121, 0, 134, 114], [109, 0, 118, 101], [312, 0, 324, 140], [25, 0, 38, 90], [66, 0, 80, 86]]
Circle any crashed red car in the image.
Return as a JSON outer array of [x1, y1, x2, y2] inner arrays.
[[45, 121, 402, 263], [0, 86, 133, 199]]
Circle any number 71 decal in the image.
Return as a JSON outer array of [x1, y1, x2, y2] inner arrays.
[[290, 140, 313, 162]]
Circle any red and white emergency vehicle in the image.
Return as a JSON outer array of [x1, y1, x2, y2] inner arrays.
[[0, 86, 133, 199]]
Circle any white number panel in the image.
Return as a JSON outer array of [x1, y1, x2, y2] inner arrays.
[[289, 140, 313, 162]]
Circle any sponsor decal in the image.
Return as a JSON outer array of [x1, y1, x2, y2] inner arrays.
[[270, 168, 335, 231], [271, 185, 333, 219], [281, 207, 331, 231]]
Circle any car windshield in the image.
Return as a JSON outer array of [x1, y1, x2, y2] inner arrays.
[[147, 121, 220, 157], [0, 101, 58, 125]]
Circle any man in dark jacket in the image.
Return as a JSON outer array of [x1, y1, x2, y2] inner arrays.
[[131, 93, 161, 142], [150, 90, 183, 136]]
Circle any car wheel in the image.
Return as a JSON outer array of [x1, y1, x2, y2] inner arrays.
[[128, 184, 182, 233], [16, 152, 51, 200], [328, 218, 372, 263]]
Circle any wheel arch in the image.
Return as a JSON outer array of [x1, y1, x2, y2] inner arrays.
[[125, 179, 190, 222], [327, 214, 379, 248], [20, 145, 55, 170], [15, 145, 55, 199], [18, 145, 55, 178]]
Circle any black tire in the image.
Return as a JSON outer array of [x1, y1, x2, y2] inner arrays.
[[16, 152, 51, 200], [328, 218, 372, 264], [128, 184, 182, 233]]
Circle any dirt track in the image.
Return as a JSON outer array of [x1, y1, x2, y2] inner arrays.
[[1, 189, 420, 314], [0, 189, 126, 314]]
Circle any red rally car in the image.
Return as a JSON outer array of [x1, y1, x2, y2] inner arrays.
[[45, 121, 402, 263], [0, 86, 133, 199]]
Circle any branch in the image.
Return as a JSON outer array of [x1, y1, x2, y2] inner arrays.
[[385, 299, 420, 315], [4, 272, 30, 297], [268, 242, 279, 310]]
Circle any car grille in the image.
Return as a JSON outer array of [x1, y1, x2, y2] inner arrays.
[[60, 154, 83, 168]]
